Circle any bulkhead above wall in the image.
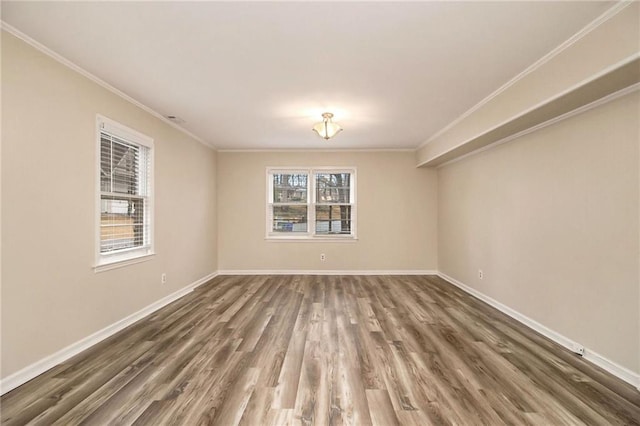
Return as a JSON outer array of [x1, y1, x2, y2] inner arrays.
[[416, 2, 640, 168]]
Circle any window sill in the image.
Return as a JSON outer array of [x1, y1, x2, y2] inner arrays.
[[265, 236, 358, 243], [94, 252, 155, 273]]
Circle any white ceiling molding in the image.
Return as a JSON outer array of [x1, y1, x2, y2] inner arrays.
[[416, 1, 633, 150], [0, 21, 216, 150], [217, 148, 415, 153]]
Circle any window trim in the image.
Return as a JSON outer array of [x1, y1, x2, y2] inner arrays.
[[94, 115, 155, 272], [265, 167, 357, 241]]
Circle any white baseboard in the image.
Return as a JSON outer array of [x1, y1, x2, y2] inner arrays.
[[5, 270, 637, 394], [217, 269, 438, 276], [437, 272, 640, 390], [0, 271, 218, 395]]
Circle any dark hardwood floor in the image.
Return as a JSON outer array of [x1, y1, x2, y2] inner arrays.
[[2, 275, 639, 425]]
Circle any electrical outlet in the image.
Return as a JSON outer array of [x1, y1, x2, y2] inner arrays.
[[478, 270, 483, 280], [161, 273, 167, 284], [320, 253, 326, 262]]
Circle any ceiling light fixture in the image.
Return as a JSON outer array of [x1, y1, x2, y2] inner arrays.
[[312, 112, 342, 140]]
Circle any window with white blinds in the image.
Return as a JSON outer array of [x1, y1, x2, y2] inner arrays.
[[96, 116, 153, 268], [267, 168, 356, 239]]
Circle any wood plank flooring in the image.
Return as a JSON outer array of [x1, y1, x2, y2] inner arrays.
[[2, 275, 639, 425]]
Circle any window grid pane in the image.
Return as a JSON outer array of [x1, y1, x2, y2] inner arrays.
[[100, 133, 149, 196], [272, 173, 308, 203], [315, 205, 352, 234], [272, 205, 308, 233], [100, 196, 149, 252], [316, 173, 351, 204]]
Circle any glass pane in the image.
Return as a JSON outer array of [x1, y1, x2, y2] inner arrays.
[[315, 205, 352, 234], [316, 173, 351, 203], [100, 196, 146, 252], [100, 133, 147, 196], [272, 205, 308, 233], [272, 173, 307, 203], [111, 139, 140, 195]]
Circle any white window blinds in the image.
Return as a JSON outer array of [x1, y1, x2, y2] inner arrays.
[[97, 116, 153, 265]]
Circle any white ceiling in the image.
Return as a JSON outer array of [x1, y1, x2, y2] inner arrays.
[[1, 1, 614, 150]]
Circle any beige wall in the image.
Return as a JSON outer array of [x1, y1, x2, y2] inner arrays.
[[437, 91, 640, 373], [217, 151, 437, 271], [1, 32, 218, 378]]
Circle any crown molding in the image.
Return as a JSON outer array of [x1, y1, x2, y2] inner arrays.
[[416, 1, 634, 150], [0, 22, 216, 151], [217, 148, 415, 153]]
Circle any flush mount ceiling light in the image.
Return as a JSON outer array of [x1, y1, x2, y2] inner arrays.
[[312, 112, 342, 140]]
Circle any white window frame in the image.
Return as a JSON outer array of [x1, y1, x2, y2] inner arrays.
[[94, 115, 155, 272], [266, 167, 357, 241]]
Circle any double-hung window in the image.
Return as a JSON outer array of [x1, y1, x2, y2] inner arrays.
[[96, 116, 154, 270], [267, 168, 356, 239]]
